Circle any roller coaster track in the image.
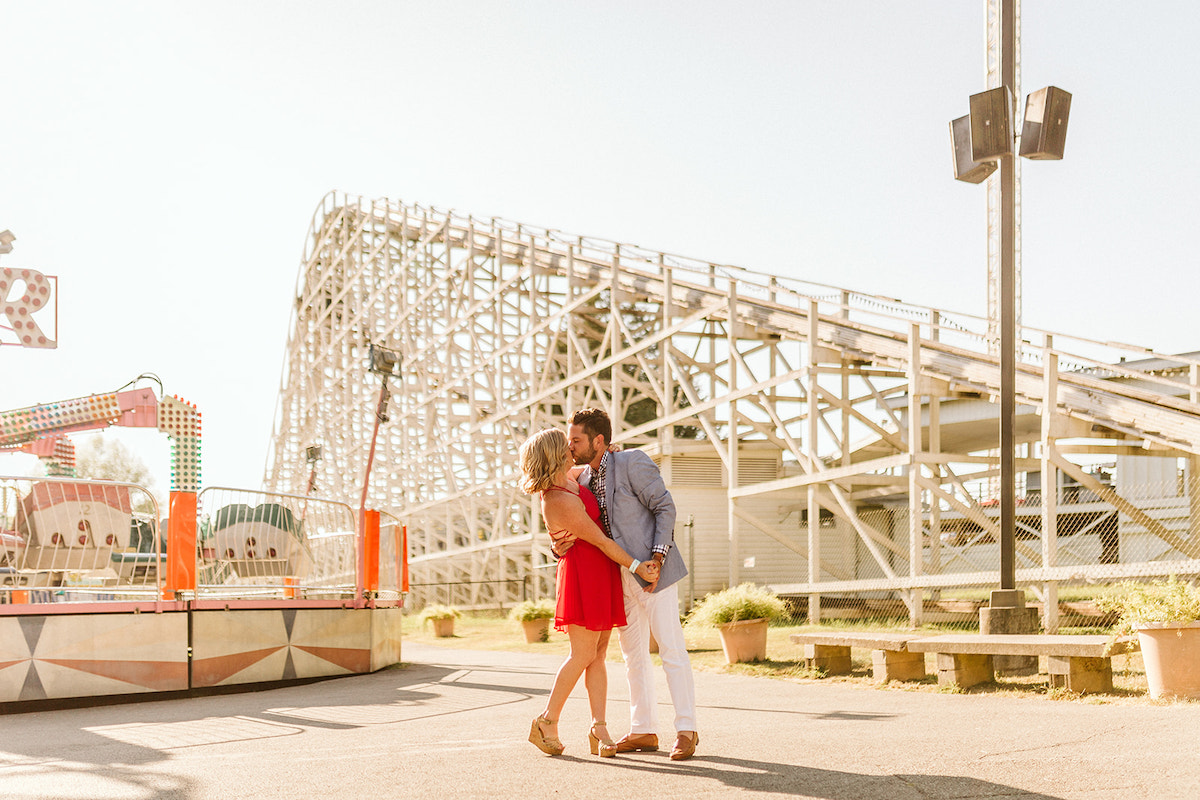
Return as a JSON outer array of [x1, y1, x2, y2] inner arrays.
[[266, 193, 1200, 615]]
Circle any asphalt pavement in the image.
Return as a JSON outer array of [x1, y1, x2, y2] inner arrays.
[[2, 641, 1198, 799]]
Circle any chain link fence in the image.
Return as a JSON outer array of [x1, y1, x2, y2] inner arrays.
[[747, 455, 1200, 630]]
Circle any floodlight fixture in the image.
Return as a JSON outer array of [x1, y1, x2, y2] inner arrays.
[[951, 86, 1072, 180], [950, 115, 999, 184], [305, 444, 323, 465], [968, 86, 1014, 162], [368, 343, 401, 377], [1019, 86, 1072, 160]]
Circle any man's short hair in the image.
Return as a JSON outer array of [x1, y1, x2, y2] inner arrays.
[[569, 407, 612, 445]]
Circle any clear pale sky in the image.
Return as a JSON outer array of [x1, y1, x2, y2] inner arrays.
[[2, 1, 1198, 499]]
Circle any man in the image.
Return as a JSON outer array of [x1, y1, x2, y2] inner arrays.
[[554, 407, 699, 761]]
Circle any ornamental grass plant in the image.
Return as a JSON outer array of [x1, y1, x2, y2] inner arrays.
[[1096, 577, 1200, 636], [686, 582, 790, 628], [416, 603, 462, 624], [508, 599, 556, 622]]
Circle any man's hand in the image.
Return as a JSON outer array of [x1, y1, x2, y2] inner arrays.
[[549, 528, 576, 557], [634, 559, 660, 591], [641, 553, 665, 593]]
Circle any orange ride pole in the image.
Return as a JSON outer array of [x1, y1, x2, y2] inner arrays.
[[364, 509, 380, 594], [401, 525, 409, 593], [164, 491, 197, 599]]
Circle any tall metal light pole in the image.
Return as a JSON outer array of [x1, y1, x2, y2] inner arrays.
[[996, 0, 1019, 601], [950, 0, 1072, 630], [358, 343, 400, 600]]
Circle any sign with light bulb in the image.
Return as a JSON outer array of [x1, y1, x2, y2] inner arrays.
[[0, 230, 58, 349]]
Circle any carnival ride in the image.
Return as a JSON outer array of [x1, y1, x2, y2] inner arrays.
[[0, 384, 200, 593], [0, 381, 402, 704], [0, 234, 405, 708], [0, 378, 389, 604]]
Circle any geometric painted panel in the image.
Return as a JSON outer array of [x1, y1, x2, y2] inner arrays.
[[191, 608, 373, 688], [370, 607, 403, 672], [0, 612, 188, 703], [0, 606, 403, 704]]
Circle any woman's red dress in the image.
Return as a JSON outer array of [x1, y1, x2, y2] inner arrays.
[[546, 484, 627, 632]]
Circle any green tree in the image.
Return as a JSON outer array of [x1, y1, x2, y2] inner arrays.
[[74, 436, 158, 514]]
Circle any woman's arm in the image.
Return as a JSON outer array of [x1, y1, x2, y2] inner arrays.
[[543, 494, 659, 582]]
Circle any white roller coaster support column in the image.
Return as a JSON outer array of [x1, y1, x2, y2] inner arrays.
[[1191, 366, 1200, 547], [661, 256, 675, 462], [565, 244, 578, 413], [841, 291, 852, 469], [929, 309, 943, 593], [930, 309, 943, 592], [928, 369, 942, 594], [807, 300, 821, 623], [612, 246, 625, 433], [1041, 338, 1060, 632], [728, 282, 741, 588], [907, 323, 924, 627]]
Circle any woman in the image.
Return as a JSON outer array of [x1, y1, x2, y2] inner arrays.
[[518, 428, 659, 757]]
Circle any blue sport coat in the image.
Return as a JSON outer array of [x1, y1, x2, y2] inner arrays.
[[581, 449, 685, 593]]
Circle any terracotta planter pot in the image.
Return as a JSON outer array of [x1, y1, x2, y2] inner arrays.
[[717, 618, 769, 664], [432, 617, 456, 638], [1137, 622, 1200, 700], [521, 618, 551, 643]]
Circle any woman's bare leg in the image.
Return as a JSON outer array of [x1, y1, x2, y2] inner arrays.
[[539, 625, 601, 741], [584, 628, 613, 741]]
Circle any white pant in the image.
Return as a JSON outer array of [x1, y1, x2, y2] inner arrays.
[[618, 569, 697, 734]]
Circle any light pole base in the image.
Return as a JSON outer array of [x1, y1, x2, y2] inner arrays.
[[980, 589, 1039, 676]]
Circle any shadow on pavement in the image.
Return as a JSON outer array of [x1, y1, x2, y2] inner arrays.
[[554, 751, 1066, 799]]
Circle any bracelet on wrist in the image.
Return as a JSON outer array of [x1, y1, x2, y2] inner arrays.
[[629, 559, 642, 574]]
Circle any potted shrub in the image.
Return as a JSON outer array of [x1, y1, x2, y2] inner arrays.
[[686, 583, 789, 664], [1097, 577, 1200, 700], [417, 603, 461, 638], [509, 599, 556, 643]]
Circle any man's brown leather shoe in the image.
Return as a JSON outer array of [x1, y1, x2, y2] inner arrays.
[[670, 731, 698, 761], [615, 732, 659, 753]]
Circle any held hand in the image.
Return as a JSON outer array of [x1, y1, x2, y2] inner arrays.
[[549, 529, 576, 557], [645, 556, 664, 593], [633, 559, 659, 588], [607, 443, 623, 453]]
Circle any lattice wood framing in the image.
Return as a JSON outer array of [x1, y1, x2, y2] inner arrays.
[[265, 192, 1200, 620]]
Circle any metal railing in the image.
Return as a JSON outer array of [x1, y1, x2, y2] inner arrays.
[[195, 486, 358, 601], [0, 475, 162, 603], [0, 476, 403, 607], [405, 578, 529, 611]]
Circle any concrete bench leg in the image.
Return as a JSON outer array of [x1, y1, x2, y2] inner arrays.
[[871, 649, 926, 683], [802, 644, 852, 675], [1048, 656, 1113, 694], [936, 653, 993, 689]]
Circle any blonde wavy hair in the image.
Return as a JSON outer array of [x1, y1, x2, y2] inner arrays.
[[519, 428, 570, 494]]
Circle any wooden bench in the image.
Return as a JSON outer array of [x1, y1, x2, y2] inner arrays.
[[788, 632, 929, 682], [905, 634, 1140, 694]]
